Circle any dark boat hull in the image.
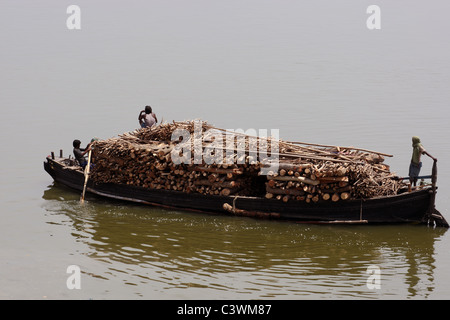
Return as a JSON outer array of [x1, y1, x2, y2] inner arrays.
[[43, 157, 442, 225]]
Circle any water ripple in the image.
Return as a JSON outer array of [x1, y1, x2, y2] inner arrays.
[[41, 184, 447, 299]]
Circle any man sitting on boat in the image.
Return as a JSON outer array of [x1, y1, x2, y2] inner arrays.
[[409, 136, 436, 186], [138, 105, 158, 128], [73, 139, 92, 169]]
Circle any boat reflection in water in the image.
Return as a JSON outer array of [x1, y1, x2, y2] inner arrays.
[[42, 183, 447, 299]]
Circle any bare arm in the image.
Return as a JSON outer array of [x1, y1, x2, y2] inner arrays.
[[138, 110, 145, 122], [81, 143, 92, 156], [423, 150, 437, 161]]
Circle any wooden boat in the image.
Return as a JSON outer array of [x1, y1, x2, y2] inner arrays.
[[43, 153, 449, 227]]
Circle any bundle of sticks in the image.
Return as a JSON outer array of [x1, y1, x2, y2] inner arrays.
[[263, 160, 401, 203], [89, 120, 405, 201], [90, 122, 259, 197]]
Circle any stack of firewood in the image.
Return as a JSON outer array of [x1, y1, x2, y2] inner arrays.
[[89, 120, 405, 201], [263, 160, 400, 203], [90, 124, 260, 197]]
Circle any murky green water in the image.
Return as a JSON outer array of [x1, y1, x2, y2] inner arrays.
[[34, 183, 448, 299]]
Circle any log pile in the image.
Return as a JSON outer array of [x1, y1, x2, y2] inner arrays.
[[90, 121, 260, 197], [89, 120, 405, 202], [263, 160, 401, 203]]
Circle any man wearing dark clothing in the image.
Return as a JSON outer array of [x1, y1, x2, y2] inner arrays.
[[73, 139, 91, 169]]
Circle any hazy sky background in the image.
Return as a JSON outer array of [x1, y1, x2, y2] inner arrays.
[[2, 1, 449, 141]]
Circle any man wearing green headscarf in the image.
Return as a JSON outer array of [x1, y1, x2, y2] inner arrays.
[[409, 136, 436, 186]]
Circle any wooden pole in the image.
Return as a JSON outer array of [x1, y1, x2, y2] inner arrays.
[[267, 175, 320, 186], [80, 150, 92, 203], [428, 159, 437, 214], [210, 126, 393, 157]]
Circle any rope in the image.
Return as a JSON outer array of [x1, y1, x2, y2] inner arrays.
[[233, 196, 239, 212], [360, 199, 363, 221]]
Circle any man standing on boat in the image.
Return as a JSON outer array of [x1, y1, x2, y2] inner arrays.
[[409, 136, 436, 186], [138, 105, 158, 128]]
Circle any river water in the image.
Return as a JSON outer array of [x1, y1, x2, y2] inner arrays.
[[1, 0, 450, 300]]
